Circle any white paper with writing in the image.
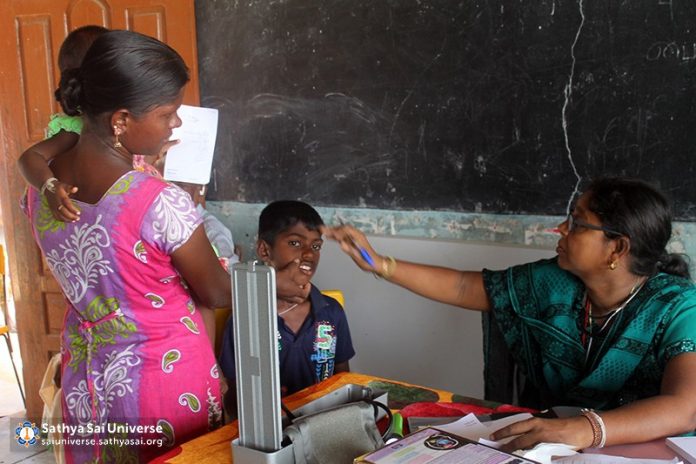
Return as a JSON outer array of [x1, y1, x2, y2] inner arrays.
[[163, 104, 219, 184]]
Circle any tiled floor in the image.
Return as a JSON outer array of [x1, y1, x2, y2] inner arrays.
[[0, 416, 56, 464], [0, 333, 55, 464], [0, 333, 24, 417]]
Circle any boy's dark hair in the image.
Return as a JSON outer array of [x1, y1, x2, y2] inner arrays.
[[54, 25, 108, 105], [59, 30, 189, 119], [258, 201, 324, 245]]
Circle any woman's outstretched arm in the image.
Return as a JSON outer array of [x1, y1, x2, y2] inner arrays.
[[322, 224, 491, 311]]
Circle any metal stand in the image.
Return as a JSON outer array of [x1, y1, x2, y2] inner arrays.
[[229, 262, 388, 463], [231, 261, 293, 463], [231, 438, 295, 464]]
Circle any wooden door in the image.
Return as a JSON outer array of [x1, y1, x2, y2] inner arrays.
[[0, 0, 200, 419]]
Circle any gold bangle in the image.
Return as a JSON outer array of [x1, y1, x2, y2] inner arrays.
[[379, 256, 397, 279]]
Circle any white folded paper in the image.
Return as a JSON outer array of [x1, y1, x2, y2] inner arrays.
[[163, 104, 219, 185]]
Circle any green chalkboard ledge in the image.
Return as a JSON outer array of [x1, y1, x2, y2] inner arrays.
[[207, 201, 696, 280]]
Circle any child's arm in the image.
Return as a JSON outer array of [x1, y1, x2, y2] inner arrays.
[[198, 304, 216, 348], [17, 130, 80, 221], [222, 379, 238, 419]]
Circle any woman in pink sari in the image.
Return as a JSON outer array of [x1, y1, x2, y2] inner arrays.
[[23, 30, 235, 463]]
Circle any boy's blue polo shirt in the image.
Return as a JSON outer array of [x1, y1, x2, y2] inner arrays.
[[219, 285, 355, 395]]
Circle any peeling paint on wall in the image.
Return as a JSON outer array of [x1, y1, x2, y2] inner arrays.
[[208, 201, 696, 277]]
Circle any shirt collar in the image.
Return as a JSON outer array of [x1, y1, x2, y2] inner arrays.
[[308, 284, 331, 313]]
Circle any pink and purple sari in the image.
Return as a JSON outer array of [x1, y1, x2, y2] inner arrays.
[[25, 171, 222, 463]]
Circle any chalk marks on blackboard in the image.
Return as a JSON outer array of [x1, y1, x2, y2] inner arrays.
[[206, 91, 410, 206], [646, 42, 696, 62], [649, 0, 691, 60], [197, 0, 696, 218], [388, 48, 445, 151], [657, 0, 674, 22]]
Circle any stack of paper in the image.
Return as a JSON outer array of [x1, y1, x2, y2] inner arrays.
[[666, 437, 696, 464], [396, 413, 682, 464], [354, 427, 538, 464]]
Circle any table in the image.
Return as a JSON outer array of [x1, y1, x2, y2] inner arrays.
[[151, 372, 495, 463], [151, 372, 678, 463]]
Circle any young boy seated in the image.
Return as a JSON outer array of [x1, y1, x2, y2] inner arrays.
[[219, 200, 355, 416]]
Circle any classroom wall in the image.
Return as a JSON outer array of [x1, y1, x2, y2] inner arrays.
[[209, 201, 696, 396]]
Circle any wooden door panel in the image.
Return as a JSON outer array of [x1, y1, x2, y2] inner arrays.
[[16, 16, 57, 140], [66, 0, 111, 28], [44, 294, 65, 335], [125, 5, 167, 39], [0, 0, 200, 419]]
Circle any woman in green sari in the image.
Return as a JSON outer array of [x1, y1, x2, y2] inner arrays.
[[323, 177, 696, 452]]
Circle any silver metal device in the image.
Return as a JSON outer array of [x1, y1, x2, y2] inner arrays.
[[230, 262, 389, 463], [232, 261, 283, 452]]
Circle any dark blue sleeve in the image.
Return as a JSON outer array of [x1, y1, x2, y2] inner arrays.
[[332, 303, 355, 364], [218, 316, 236, 380]]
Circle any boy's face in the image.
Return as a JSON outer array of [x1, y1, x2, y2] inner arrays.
[[257, 222, 323, 281]]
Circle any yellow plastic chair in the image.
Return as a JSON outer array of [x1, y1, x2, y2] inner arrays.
[[0, 244, 26, 407], [320, 289, 345, 308]]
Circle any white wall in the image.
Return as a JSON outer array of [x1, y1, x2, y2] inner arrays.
[[313, 235, 555, 398]]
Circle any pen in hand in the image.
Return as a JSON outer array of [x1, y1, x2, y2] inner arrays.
[[338, 220, 376, 269]]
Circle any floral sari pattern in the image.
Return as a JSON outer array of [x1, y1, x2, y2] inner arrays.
[[34, 194, 67, 238], [150, 186, 200, 252], [44, 215, 112, 304], [66, 296, 136, 371], [25, 171, 220, 463]]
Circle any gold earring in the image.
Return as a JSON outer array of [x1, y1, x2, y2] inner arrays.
[[113, 125, 122, 148], [609, 261, 617, 270]]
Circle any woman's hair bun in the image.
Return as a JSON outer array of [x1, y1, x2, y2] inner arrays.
[[56, 67, 82, 116]]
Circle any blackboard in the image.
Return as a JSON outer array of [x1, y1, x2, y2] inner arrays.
[[196, 0, 696, 219]]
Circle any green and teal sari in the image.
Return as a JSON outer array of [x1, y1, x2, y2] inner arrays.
[[483, 258, 696, 410]]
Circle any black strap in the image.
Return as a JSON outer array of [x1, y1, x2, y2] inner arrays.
[[366, 398, 393, 441], [281, 401, 297, 422]]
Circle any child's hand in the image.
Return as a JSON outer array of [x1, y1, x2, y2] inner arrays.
[[276, 258, 312, 303], [153, 139, 180, 174], [47, 182, 80, 222]]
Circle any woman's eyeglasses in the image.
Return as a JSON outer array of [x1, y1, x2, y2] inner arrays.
[[566, 214, 624, 237]]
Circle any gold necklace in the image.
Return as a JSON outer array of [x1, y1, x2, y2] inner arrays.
[[588, 277, 647, 320], [584, 277, 648, 366]]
